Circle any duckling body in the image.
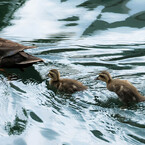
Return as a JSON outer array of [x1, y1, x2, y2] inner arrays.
[[0, 38, 43, 68], [48, 69, 87, 93], [96, 71, 145, 104]]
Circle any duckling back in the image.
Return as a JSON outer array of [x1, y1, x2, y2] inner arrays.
[[107, 79, 145, 104], [50, 78, 87, 94]]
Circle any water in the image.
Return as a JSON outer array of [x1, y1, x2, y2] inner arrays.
[[0, 0, 145, 145]]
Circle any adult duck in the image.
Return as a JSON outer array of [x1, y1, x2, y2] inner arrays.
[[0, 38, 43, 70]]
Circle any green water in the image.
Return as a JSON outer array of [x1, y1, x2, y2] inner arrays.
[[0, 0, 145, 145]]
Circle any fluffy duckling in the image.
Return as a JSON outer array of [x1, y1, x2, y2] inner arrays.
[[96, 71, 145, 105], [48, 69, 88, 93], [0, 38, 43, 69]]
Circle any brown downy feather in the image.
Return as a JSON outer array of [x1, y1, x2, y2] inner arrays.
[[96, 71, 145, 104], [48, 69, 87, 93], [0, 38, 43, 68]]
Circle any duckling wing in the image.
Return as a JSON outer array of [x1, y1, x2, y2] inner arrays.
[[0, 38, 35, 59], [112, 83, 139, 103], [60, 79, 87, 93]]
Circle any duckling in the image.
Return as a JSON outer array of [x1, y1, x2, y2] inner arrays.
[[48, 69, 88, 93], [96, 71, 145, 105], [0, 38, 43, 69]]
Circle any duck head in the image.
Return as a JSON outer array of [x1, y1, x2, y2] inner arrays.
[[48, 69, 60, 81], [96, 71, 112, 83]]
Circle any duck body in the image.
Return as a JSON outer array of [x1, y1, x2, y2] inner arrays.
[[96, 71, 145, 104], [48, 69, 87, 94], [0, 38, 43, 68]]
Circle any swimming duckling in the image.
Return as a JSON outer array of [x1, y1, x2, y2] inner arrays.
[[0, 38, 43, 69], [96, 71, 145, 105], [48, 69, 88, 93]]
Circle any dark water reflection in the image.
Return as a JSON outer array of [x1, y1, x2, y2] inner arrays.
[[0, 0, 26, 31], [0, 0, 145, 145]]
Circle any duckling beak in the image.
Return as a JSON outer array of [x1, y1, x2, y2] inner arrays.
[[47, 73, 50, 78], [95, 76, 100, 80]]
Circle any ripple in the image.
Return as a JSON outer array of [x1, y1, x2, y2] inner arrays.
[[1, 0, 145, 144]]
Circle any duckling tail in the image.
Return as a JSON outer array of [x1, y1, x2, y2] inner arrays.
[[139, 96, 145, 102]]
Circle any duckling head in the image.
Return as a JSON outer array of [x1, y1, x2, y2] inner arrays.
[[96, 71, 112, 83], [48, 69, 60, 81]]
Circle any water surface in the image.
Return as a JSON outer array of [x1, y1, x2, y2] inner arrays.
[[0, 0, 145, 145]]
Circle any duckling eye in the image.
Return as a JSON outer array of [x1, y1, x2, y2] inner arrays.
[[49, 73, 54, 77]]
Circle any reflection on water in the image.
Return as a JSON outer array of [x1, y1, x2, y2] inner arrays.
[[0, 0, 145, 145], [0, 0, 26, 31], [5, 113, 27, 135]]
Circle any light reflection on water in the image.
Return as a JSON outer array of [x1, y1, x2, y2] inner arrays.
[[0, 0, 145, 145]]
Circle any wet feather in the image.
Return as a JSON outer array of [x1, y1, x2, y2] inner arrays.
[[0, 38, 43, 68], [96, 71, 145, 104], [48, 69, 87, 93]]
